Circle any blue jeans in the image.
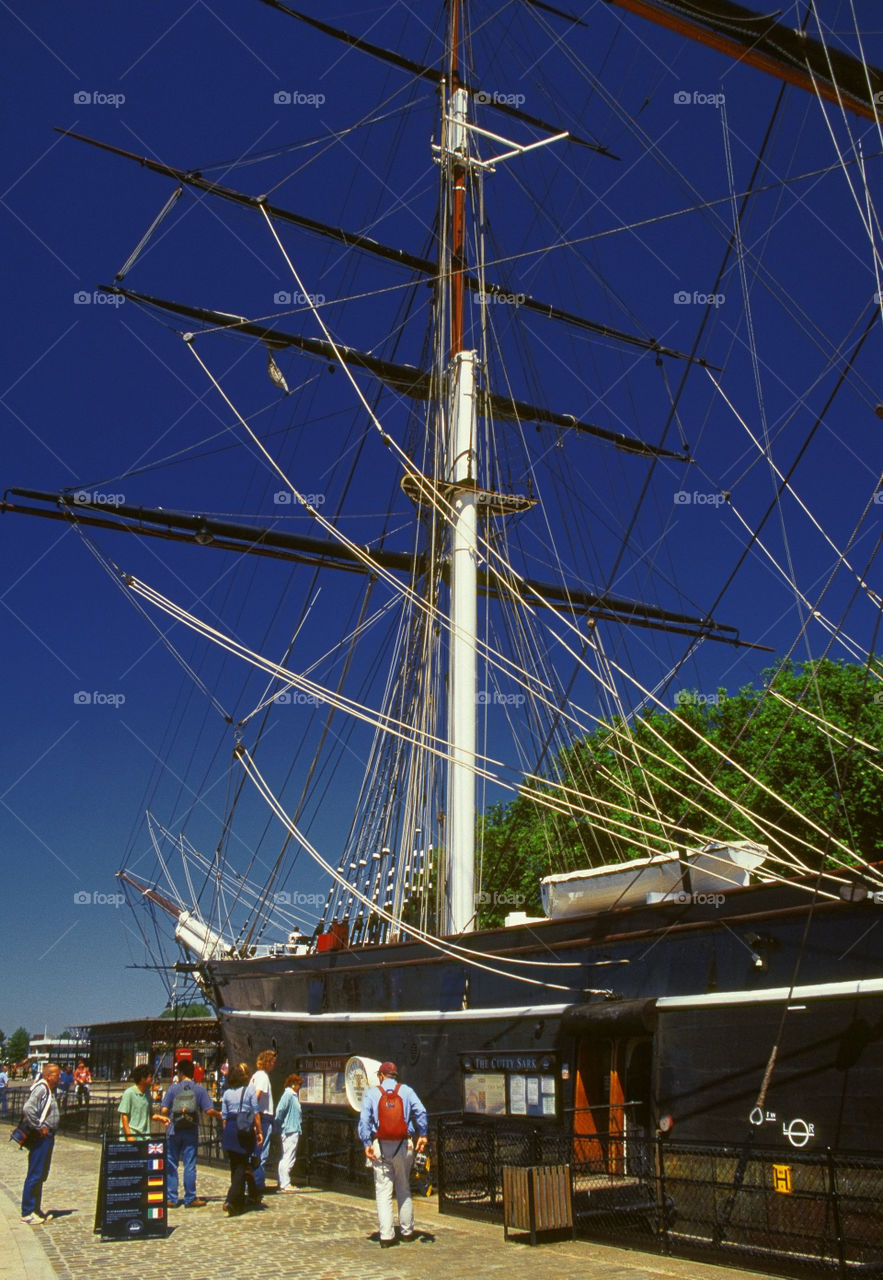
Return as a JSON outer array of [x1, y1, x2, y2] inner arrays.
[[22, 1133, 54, 1216], [167, 1131, 199, 1205], [255, 1114, 274, 1185]]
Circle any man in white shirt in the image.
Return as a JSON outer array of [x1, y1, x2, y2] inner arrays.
[[246, 1049, 277, 1192]]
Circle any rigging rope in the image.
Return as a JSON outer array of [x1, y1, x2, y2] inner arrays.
[[236, 743, 603, 986], [115, 186, 183, 281]]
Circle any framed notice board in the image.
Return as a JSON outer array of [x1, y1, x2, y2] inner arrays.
[[460, 1053, 559, 1119], [297, 1055, 348, 1106], [94, 1135, 168, 1239]]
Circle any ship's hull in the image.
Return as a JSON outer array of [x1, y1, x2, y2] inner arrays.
[[203, 879, 883, 1153]]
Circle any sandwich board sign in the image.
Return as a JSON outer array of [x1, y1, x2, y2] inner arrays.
[[94, 1134, 168, 1239]]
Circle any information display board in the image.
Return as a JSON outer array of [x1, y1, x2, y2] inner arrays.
[[94, 1135, 168, 1239], [297, 1055, 348, 1106], [464, 1073, 507, 1115], [460, 1053, 559, 1119]]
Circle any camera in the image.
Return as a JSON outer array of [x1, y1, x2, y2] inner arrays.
[[414, 1152, 427, 1170]]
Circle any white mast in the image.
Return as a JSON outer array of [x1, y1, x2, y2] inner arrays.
[[444, 19, 478, 935], [447, 343, 478, 934]]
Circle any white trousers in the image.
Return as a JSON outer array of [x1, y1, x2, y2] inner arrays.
[[372, 1138, 414, 1241], [278, 1131, 300, 1188]]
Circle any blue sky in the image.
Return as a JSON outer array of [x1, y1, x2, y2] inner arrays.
[[2, 1, 883, 1038]]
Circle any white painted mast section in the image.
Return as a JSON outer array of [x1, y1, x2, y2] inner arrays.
[[446, 83, 479, 935]]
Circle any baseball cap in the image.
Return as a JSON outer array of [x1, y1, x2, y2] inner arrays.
[[378, 1061, 398, 1076]]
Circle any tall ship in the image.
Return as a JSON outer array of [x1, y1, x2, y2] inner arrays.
[[7, 0, 883, 1214]]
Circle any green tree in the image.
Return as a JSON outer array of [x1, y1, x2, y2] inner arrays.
[[5, 1027, 30, 1064], [477, 659, 883, 925], [158, 1002, 211, 1019]]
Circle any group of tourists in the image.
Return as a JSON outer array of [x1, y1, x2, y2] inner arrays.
[[216, 1050, 304, 1214], [17, 1052, 429, 1247]]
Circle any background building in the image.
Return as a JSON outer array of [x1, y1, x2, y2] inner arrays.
[[28, 1028, 90, 1070], [87, 1016, 222, 1081]]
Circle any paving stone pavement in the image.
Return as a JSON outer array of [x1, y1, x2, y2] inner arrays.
[[1, 1133, 767, 1280]]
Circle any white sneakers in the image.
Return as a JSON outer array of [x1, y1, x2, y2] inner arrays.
[[21, 1211, 52, 1225]]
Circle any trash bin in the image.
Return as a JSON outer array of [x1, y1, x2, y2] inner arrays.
[[502, 1164, 573, 1245]]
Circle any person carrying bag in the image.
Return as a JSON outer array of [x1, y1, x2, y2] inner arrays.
[[19, 1064, 61, 1225], [358, 1062, 428, 1248], [10, 1084, 52, 1149], [221, 1065, 262, 1215]]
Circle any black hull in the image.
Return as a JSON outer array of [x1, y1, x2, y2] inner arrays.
[[203, 880, 883, 1153]]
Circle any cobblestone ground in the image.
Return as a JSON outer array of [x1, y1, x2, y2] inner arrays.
[[1, 1134, 762, 1280]]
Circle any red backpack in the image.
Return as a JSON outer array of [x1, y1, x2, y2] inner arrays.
[[376, 1082, 408, 1140]]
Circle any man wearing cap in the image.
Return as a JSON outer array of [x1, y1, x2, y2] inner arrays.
[[358, 1061, 428, 1247]]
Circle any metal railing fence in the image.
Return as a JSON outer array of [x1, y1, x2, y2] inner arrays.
[[435, 1112, 883, 1276], [6, 1088, 881, 1275]]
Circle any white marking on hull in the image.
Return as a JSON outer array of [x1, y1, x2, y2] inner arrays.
[[218, 1001, 573, 1023], [658, 976, 883, 1009]]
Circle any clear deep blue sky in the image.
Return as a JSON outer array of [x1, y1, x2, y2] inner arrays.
[[2, 1, 882, 1038]]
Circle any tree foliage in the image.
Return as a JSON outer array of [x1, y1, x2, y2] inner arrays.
[[477, 660, 883, 926], [158, 1002, 211, 1019], [5, 1026, 30, 1063]]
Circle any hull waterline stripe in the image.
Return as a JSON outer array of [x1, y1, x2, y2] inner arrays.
[[219, 1002, 573, 1023], [220, 977, 883, 1024], [658, 976, 883, 1009]]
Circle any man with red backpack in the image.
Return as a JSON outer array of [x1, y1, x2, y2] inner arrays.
[[358, 1062, 428, 1248]]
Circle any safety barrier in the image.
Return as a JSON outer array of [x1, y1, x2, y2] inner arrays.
[[8, 1087, 879, 1275], [436, 1113, 883, 1276]]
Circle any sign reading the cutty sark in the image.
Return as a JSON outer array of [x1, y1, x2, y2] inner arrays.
[[94, 1135, 168, 1239], [462, 1053, 558, 1073]]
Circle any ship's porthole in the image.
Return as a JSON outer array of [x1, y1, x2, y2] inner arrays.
[[306, 1040, 314, 1054], [408, 1040, 420, 1065]]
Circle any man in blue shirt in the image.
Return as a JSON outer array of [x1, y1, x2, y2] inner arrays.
[[58, 1065, 74, 1108], [358, 1061, 428, 1247], [160, 1060, 220, 1207]]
